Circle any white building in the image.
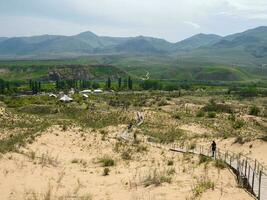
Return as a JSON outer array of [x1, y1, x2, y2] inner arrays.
[[93, 89, 103, 93], [60, 95, 73, 102]]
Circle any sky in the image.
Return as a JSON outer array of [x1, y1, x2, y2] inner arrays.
[[0, 0, 267, 42]]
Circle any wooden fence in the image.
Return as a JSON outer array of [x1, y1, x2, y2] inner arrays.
[[121, 112, 267, 199], [146, 141, 267, 200]]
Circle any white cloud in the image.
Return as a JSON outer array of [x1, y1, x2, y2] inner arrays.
[[223, 0, 267, 19], [183, 21, 201, 29], [0, 15, 88, 37], [0, 0, 266, 41]]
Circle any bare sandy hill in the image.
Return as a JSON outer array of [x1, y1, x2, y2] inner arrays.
[[0, 125, 254, 200]]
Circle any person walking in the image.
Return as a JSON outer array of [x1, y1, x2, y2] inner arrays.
[[211, 141, 217, 158]]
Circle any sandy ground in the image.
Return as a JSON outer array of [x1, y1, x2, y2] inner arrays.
[[217, 139, 267, 168], [180, 124, 212, 136], [0, 125, 254, 200]]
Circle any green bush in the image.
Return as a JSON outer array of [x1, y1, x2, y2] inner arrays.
[[199, 155, 212, 165], [233, 119, 245, 129], [196, 110, 205, 117], [214, 159, 227, 169], [167, 160, 174, 166], [145, 129, 184, 144], [142, 169, 172, 187], [239, 87, 258, 97], [249, 105, 260, 116], [99, 157, 115, 167], [208, 112, 216, 118], [228, 114, 236, 121], [172, 113, 181, 120], [192, 180, 215, 198], [202, 100, 233, 114], [261, 135, 267, 142]]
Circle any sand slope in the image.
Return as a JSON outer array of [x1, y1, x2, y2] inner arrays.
[[0, 125, 254, 200]]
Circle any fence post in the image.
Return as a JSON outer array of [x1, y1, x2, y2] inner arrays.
[[245, 159, 248, 177], [252, 160, 256, 193], [242, 159, 245, 175], [254, 159, 257, 172], [258, 170, 262, 200], [248, 165, 251, 190]]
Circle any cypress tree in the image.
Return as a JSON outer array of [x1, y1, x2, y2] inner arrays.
[[118, 77, 122, 89], [128, 76, 133, 90], [107, 77, 111, 89]]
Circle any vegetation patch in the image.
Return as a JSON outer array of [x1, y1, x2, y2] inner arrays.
[[214, 159, 228, 169], [142, 169, 172, 187], [99, 157, 115, 167], [199, 155, 212, 165], [202, 99, 233, 114], [191, 179, 215, 198], [145, 128, 184, 143]]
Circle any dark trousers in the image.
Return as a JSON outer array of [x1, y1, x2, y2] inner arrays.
[[212, 149, 216, 158]]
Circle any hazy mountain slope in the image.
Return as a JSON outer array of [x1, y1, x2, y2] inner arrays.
[[139, 36, 173, 51], [225, 26, 267, 41], [0, 37, 8, 43], [174, 33, 222, 50], [0, 38, 36, 55], [210, 26, 267, 58], [0, 26, 267, 61], [114, 36, 172, 54]]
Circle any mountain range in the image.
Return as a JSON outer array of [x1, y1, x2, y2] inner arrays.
[[0, 26, 267, 62]]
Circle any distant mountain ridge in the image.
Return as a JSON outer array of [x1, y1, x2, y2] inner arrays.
[[0, 26, 267, 59]]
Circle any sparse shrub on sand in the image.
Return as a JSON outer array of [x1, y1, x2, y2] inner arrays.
[[142, 169, 172, 187], [234, 136, 246, 144], [261, 135, 267, 142], [100, 129, 107, 140], [191, 179, 215, 198], [135, 143, 148, 153], [121, 151, 132, 160], [214, 159, 227, 169], [113, 141, 123, 152], [189, 142, 196, 150], [103, 168, 110, 176], [172, 113, 181, 120], [196, 110, 205, 117], [62, 124, 68, 131], [24, 187, 92, 200], [71, 158, 80, 164], [0, 120, 50, 153], [39, 152, 59, 167], [144, 128, 184, 144], [249, 105, 260, 116], [233, 119, 245, 129], [202, 99, 233, 114], [167, 160, 174, 166], [166, 168, 175, 175], [207, 112, 216, 118], [25, 150, 36, 161], [198, 155, 212, 165], [99, 157, 115, 167], [228, 113, 236, 121]]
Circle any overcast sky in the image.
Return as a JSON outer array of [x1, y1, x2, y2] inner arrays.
[[0, 0, 267, 42]]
